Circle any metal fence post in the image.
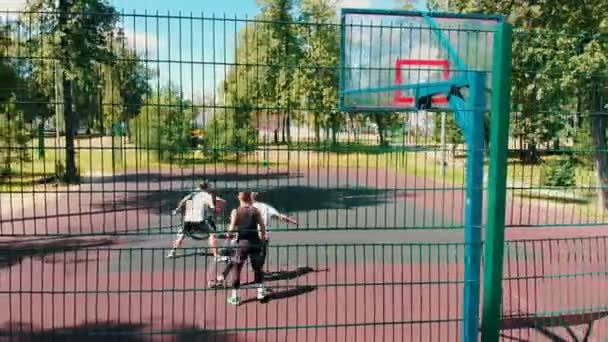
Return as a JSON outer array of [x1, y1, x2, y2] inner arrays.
[[481, 21, 513, 341]]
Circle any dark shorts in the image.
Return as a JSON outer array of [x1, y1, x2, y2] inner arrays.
[[179, 219, 216, 238], [231, 239, 265, 265], [220, 239, 268, 258]]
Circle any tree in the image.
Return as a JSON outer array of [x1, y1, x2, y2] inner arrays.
[[257, 0, 300, 144], [299, 0, 344, 145], [566, 43, 608, 208], [0, 28, 32, 176], [131, 86, 195, 162], [452, 0, 608, 206], [0, 26, 18, 104], [24, 0, 118, 183], [0, 97, 31, 176]]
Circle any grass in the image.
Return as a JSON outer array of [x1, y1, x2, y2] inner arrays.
[[0, 138, 280, 191]]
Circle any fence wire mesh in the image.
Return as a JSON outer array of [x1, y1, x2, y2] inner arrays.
[[0, 7, 607, 341]]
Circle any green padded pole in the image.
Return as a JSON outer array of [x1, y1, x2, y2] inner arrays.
[[481, 21, 513, 341]]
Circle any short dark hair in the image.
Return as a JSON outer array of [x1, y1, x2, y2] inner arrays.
[[199, 180, 209, 190], [238, 191, 252, 203]]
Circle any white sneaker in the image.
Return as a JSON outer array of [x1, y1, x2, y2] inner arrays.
[[208, 278, 226, 288], [257, 287, 270, 300], [166, 250, 176, 258], [227, 294, 242, 306], [215, 255, 229, 263]]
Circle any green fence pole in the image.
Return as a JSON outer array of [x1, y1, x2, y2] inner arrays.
[[481, 21, 513, 341]]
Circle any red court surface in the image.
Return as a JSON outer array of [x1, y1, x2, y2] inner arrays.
[[1, 167, 608, 340]]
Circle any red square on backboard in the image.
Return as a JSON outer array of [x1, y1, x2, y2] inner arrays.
[[393, 59, 450, 106]]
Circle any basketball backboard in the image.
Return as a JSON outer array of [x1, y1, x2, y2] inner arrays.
[[339, 9, 503, 112]]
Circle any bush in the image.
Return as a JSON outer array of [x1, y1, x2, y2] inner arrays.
[[572, 123, 595, 169], [540, 157, 577, 187]]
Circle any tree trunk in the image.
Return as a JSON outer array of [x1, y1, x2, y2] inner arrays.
[[591, 81, 608, 210], [374, 114, 387, 146], [349, 114, 357, 143], [281, 113, 288, 144], [520, 143, 539, 164], [63, 77, 78, 183], [331, 125, 337, 145], [314, 113, 320, 144], [285, 111, 291, 144]]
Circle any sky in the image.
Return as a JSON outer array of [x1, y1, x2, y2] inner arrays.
[[2, 0, 428, 101]]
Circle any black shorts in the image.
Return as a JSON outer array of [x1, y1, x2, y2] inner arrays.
[[179, 219, 216, 238], [220, 238, 268, 258], [231, 239, 265, 265]]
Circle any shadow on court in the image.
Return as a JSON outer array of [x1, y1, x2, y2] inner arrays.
[[253, 186, 413, 213], [242, 285, 318, 305], [93, 184, 411, 215], [0, 237, 119, 269], [263, 266, 324, 282], [0, 322, 243, 342]]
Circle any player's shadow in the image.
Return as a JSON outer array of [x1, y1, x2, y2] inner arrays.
[[263, 266, 323, 282], [241, 285, 317, 305], [238, 266, 325, 286]]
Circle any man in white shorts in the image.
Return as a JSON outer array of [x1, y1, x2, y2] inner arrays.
[[251, 192, 297, 264], [167, 181, 226, 259]]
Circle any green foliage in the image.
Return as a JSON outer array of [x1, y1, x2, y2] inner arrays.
[[204, 98, 258, 161], [540, 157, 577, 188], [451, 0, 608, 161], [433, 112, 464, 145], [0, 27, 19, 104], [21, 0, 120, 182], [255, 0, 301, 144], [572, 122, 595, 169], [298, 0, 341, 143], [131, 86, 195, 162], [25, 0, 119, 77], [0, 97, 32, 176]]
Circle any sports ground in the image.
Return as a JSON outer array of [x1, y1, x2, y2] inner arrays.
[[1, 165, 608, 341]]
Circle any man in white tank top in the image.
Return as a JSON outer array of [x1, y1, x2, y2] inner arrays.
[[251, 192, 297, 265], [252, 192, 297, 232], [167, 181, 225, 258]]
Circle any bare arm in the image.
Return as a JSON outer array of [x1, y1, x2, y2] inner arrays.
[[174, 193, 193, 211], [255, 210, 267, 240], [227, 209, 238, 239], [272, 212, 297, 225]]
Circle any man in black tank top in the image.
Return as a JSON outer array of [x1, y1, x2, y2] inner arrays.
[[217, 191, 267, 305]]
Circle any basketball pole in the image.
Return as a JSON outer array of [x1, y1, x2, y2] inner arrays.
[[440, 111, 446, 175], [456, 72, 486, 342]]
